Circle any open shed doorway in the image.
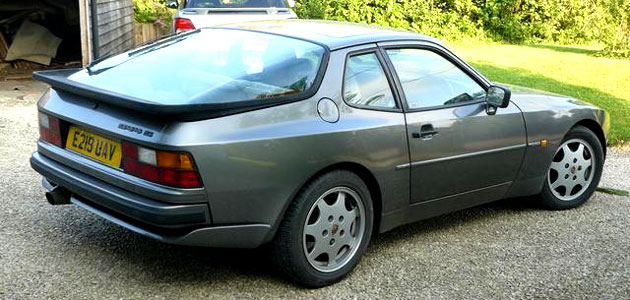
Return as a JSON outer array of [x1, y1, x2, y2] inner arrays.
[[0, 0, 83, 80]]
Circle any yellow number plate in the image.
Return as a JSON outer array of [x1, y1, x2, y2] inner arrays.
[[66, 126, 122, 168]]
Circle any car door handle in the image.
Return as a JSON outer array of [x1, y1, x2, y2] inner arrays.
[[412, 124, 439, 139]]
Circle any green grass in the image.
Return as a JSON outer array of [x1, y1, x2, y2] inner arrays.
[[449, 43, 630, 145], [596, 187, 630, 197]]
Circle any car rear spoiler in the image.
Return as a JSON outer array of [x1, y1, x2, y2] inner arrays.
[[32, 69, 303, 121]]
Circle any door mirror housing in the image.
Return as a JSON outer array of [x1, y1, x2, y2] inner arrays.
[[285, 0, 296, 8], [166, 1, 179, 9], [486, 85, 511, 108]]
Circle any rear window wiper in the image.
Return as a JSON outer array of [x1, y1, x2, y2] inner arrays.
[[86, 29, 200, 75], [127, 29, 200, 57]]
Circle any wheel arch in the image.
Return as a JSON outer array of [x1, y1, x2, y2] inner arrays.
[[574, 119, 607, 158], [265, 162, 384, 244]]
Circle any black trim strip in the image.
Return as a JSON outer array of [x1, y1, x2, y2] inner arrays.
[[395, 163, 411, 170], [395, 144, 526, 169], [410, 181, 512, 206]]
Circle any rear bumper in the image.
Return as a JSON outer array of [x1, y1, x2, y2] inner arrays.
[[30, 151, 271, 248]]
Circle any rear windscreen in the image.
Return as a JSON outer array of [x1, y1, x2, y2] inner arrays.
[[186, 0, 287, 9], [68, 29, 325, 105]]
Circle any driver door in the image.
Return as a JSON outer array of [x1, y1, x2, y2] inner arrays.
[[381, 44, 527, 205]]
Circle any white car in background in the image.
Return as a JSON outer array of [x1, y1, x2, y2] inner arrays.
[[167, 0, 297, 32]]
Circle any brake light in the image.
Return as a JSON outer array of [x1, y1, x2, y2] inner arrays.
[[174, 18, 195, 32], [38, 112, 62, 147], [121, 142, 202, 188]]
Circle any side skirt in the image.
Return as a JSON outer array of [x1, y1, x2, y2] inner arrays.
[[379, 182, 512, 233]]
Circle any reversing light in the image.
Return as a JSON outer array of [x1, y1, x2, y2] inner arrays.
[[38, 112, 62, 147], [121, 142, 202, 188], [138, 147, 157, 165]]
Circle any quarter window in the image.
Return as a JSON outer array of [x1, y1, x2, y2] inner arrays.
[[343, 52, 396, 109], [386, 48, 486, 110]]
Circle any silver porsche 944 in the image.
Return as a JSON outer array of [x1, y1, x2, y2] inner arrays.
[[30, 20, 609, 287]]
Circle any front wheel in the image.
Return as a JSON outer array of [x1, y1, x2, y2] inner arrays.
[[539, 125, 604, 209], [272, 170, 374, 288]]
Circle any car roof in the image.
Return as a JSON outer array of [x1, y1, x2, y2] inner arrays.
[[218, 20, 443, 50]]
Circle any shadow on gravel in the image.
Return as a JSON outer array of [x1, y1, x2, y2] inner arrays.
[[53, 210, 287, 286], [372, 196, 540, 246], [50, 196, 541, 288]]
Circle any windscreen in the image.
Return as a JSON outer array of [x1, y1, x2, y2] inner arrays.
[[186, 0, 287, 9], [68, 29, 325, 105]]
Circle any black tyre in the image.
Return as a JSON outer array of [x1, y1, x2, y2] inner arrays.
[[539, 125, 604, 209], [272, 170, 374, 288]]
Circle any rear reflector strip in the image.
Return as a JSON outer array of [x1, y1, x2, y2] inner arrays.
[[159, 169, 200, 187]]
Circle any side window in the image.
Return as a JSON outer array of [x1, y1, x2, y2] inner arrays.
[[386, 48, 486, 110], [343, 52, 396, 109]]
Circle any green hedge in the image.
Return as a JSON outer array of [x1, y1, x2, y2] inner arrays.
[[132, 0, 174, 31], [295, 0, 630, 54]]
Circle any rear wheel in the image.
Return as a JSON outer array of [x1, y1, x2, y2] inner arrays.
[[272, 170, 374, 288], [539, 126, 604, 209]]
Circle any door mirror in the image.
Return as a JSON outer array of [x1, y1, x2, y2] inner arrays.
[[486, 85, 511, 108], [166, 1, 179, 9], [286, 0, 296, 8]]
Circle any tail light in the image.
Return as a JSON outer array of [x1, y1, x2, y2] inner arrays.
[[121, 142, 202, 188], [38, 112, 62, 147], [174, 18, 195, 32]]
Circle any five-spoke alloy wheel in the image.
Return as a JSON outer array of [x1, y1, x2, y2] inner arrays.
[[540, 125, 604, 209], [272, 170, 373, 288]]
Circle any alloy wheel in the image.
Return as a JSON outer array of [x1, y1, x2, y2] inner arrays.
[[547, 138, 596, 201], [302, 186, 366, 273]]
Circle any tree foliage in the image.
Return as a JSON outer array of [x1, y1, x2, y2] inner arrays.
[[295, 0, 630, 53]]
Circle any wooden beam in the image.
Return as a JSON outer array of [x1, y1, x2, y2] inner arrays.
[[78, 0, 92, 65], [0, 32, 8, 61]]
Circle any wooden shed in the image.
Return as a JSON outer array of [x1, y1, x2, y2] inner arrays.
[[82, 0, 135, 64], [0, 0, 135, 77]]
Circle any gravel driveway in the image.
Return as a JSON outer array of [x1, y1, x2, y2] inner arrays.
[[1, 82, 629, 299]]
